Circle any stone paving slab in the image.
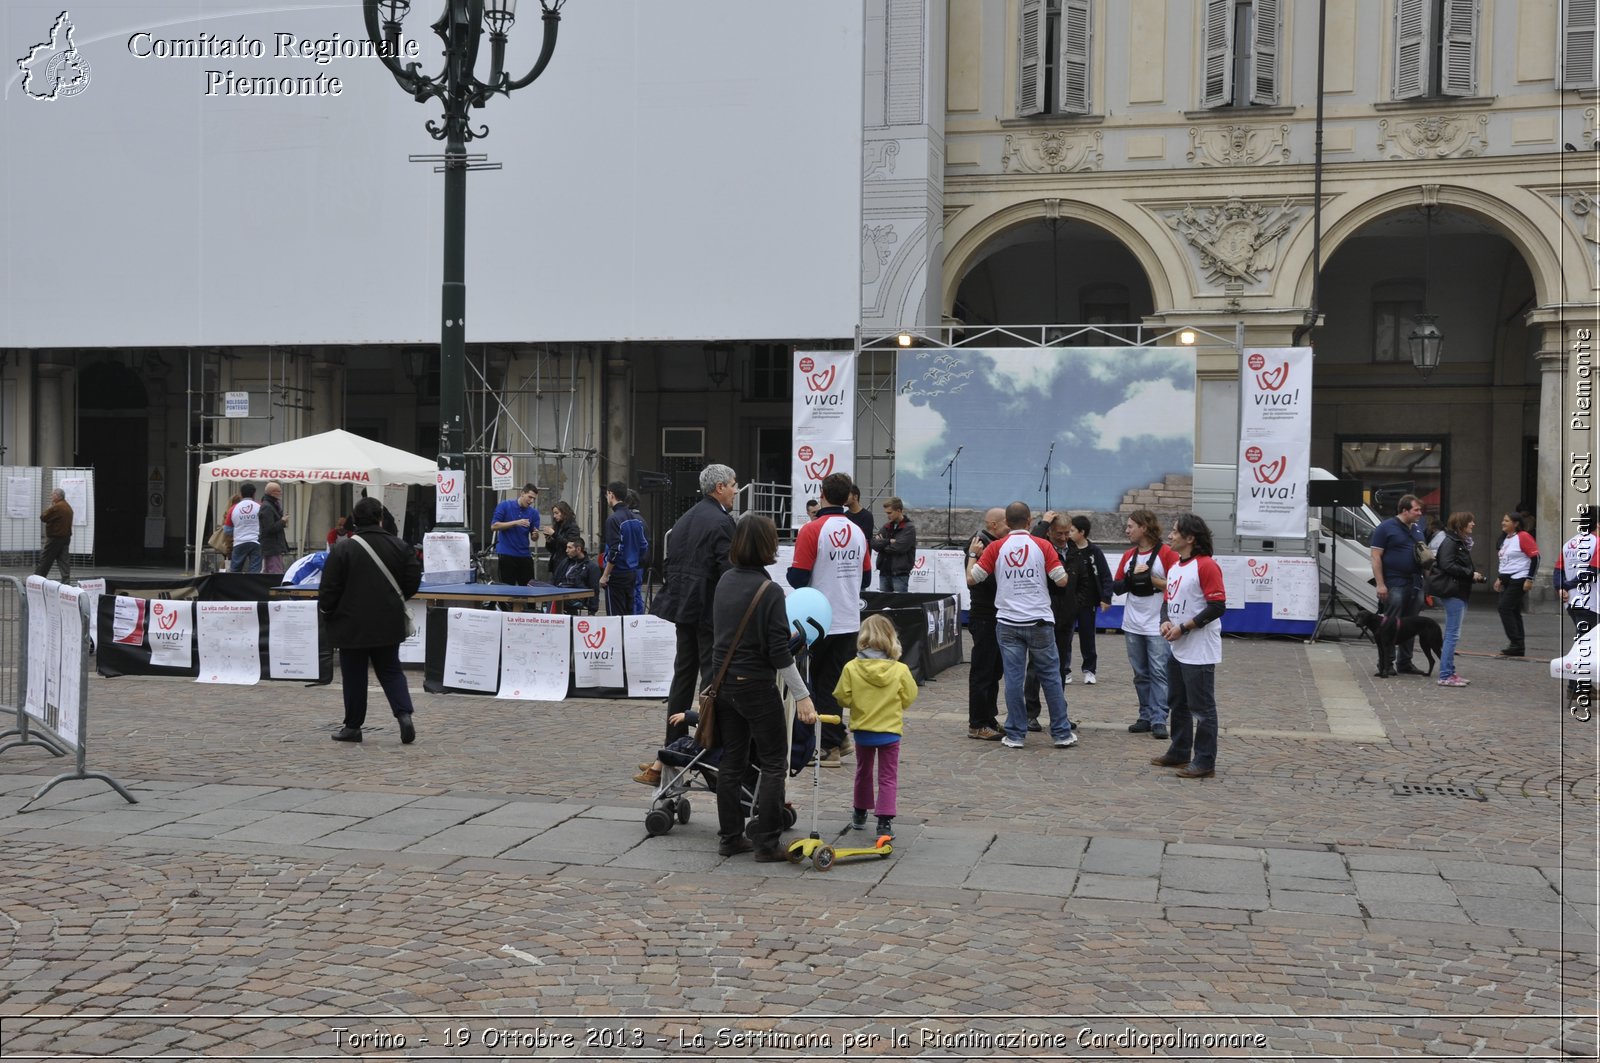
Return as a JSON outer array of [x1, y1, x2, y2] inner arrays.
[[211, 811, 360, 845]]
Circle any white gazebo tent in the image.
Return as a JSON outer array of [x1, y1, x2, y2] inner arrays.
[[193, 429, 438, 572]]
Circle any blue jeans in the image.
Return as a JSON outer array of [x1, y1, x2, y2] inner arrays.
[[1382, 573, 1423, 666], [880, 572, 909, 593], [1164, 656, 1217, 771], [230, 542, 262, 573], [997, 621, 1073, 743], [1439, 596, 1467, 679], [1125, 632, 1169, 724]]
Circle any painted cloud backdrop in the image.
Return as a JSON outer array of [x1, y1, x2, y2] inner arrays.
[[894, 347, 1195, 512]]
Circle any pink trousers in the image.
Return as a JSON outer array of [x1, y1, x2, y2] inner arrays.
[[851, 742, 900, 817]]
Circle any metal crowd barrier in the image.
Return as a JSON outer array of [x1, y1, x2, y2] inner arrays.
[[0, 575, 135, 810]]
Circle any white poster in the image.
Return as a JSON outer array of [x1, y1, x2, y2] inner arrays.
[[111, 595, 146, 646], [58, 477, 89, 526], [498, 613, 570, 701], [54, 587, 83, 747], [423, 531, 472, 581], [789, 439, 853, 530], [1236, 436, 1312, 539], [23, 576, 46, 720], [1214, 556, 1249, 610], [148, 599, 195, 669], [793, 351, 856, 441], [571, 616, 625, 689], [907, 550, 936, 593], [623, 614, 677, 698], [76, 577, 105, 651], [381, 485, 409, 531], [1235, 347, 1312, 540], [1270, 557, 1320, 621], [196, 601, 261, 685], [40, 578, 60, 729], [434, 469, 466, 525], [1241, 555, 1275, 604], [443, 608, 502, 692], [6, 477, 31, 519], [399, 600, 427, 664], [489, 454, 515, 490], [267, 601, 320, 680], [932, 550, 972, 610]]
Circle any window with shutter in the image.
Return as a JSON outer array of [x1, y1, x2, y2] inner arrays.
[[1058, 0, 1091, 114], [1564, 0, 1599, 89], [1440, 0, 1477, 96], [1393, 0, 1428, 99], [1251, 0, 1280, 104], [1200, 0, 1233, 107], [1017, 0, 1047, 116]]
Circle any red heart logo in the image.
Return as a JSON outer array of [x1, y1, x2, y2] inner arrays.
[[158, 610, 178, 631], [1003, 545, 1028, 568], [439, 477, 456, 493], [807, 366, 836, 392], [828, 524, 852, 549], [1252, 456, 1287, 484], [1256, 364, 1288, 391], [806, 456, 834, 481], [1251, 561, 1269, 577], [913, 556, 927, 569], [583, 629, 606, 649]]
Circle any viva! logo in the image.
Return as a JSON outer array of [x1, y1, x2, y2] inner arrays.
[[806, 455, 835, 481], [828, 524, 853, 549], [1249, 559, 1270, 578], [807, 366, 836, 392], [1243, 445, 1297, 500], [1003, 545, 1029, 568], [583, 628, 606, 650], [913, 555, 927, 569]]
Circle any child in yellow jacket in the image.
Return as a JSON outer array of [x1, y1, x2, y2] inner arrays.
[[832, 614, 918, 838]]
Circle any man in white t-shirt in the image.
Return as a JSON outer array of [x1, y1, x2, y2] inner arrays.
[[967, 501, 1076, 749], [228, 482, 264, 574], [1150, 513, 1229, 780]]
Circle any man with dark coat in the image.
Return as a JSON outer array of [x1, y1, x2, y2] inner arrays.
[[964, 507, 1007, 741], [871, 496, 917, 593], [649, 463, 737, 744], [259, 481, 289, 576]]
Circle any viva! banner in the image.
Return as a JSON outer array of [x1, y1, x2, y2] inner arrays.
[[1235, 347, 1312, 538], [792, 351, 855, 528]]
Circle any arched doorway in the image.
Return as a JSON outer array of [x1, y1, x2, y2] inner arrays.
[[952, 216, 1157, 337], [1312, 204, 1540, 532], [78, 357, 151, 566]]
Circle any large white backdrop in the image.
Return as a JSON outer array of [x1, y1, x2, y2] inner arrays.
[[1, 1, 863, 347]]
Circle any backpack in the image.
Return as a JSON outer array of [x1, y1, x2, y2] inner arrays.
[[618, 513, 649, 571]]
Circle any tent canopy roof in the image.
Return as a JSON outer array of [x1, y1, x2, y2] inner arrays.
[[197, 429, 438, 488]]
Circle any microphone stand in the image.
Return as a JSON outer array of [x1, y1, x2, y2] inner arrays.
[[940, 446, 963, 546], [1038, 441, 1055, 514]]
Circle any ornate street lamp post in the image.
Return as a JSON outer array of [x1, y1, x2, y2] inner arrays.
[[361, 0, 566, 519]]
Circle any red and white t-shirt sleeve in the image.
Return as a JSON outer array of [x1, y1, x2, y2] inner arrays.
[[791, 520, 821, 571], [974, 537, 1003, 578], [1198, 556, 1227, 603], [1035, 535, 1066, 581], [1114, 548, 1134, 581], [1516, 532, 1539, 558], [1158, 545, 1182, 573]]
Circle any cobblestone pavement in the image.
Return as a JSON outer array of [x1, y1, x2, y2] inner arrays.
[[0, 600, 1593, 1058]]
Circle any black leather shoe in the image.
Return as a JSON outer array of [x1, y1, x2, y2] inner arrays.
[[1128, 719, 1152, 733], [332, 727, 362, 743], [398, 713, 416, 744], [1175, 765, 1216, 779], [718, 838, 754, 857], [1151, 724, 1169, 740], [1499, 646, 1525, 657], [1395, 663, 1427, 676], [1150, 754, 1186, 767], [753, 848, 788, 863], [1027, 719, 1043, 733]]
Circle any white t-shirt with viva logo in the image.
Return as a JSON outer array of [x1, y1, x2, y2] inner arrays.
[[229, 499, 261, 545], [974, 529, 1065, 625]]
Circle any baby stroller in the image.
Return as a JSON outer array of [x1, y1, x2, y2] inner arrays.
[[643, 707, 817, 837]]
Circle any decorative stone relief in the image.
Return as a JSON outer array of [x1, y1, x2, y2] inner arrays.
[[1000, 130, 1102, 174], [1186, 124, 1290, 166], [1587, 106, 1598, 148], [1376, 113, 1488, 160], [863, 140, 900, 180], [1162, 198, 1301, 288], [1570, 190, 1600, 244], [862, 224, 899, 285]]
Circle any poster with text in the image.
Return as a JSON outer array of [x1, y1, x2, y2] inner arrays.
[[499, 613, 570, 701], [399, 600, 427, 664], [1235, 347, 1313, 539], [434, 469, 465, 524], [792, 351, 855, 442], [1270, 557, 1319, 621], [148, 599, 195, 669], [789, 440, 853, 530], [1213, 556, 1249, 609], [444, 608, 502, 692], [623, 615, 677, 698], [267, 601, 320, 680], [571, 616, 625, 689], [196, 601, 261, 685], [1236, 436, 1312, 539], [54, 586, 83, 746]]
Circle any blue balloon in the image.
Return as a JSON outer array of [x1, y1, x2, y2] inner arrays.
[[785, 587, 832, 647]]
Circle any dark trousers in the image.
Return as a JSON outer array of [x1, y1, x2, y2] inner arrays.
[[1569, 607, 1598, 699], [1062, 605, 1099, 675], [966, 616, 1002, 730], [1382, 574, 1424, 666], [338, 644, 415, 729], [1164, 657, 1218, 771], [1497, 580, 1527, 651], [666, 616, 715, 743], [1024, 614, 1074, 718], [35, 537, 70, 581], [809, 631, 856, 750], [606, 566, 638, 616], [497, 554, 533, 587], [714, 675, 788, 852]]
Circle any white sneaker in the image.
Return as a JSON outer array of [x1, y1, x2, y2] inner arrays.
[[1083, 671, 1097, 685], [1063, 674, 1073, 685], [1053, 731, 1079, 748], [1001, 736, 1024, 748]]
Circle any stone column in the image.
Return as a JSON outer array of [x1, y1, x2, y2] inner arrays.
[[605, 348, 632, 494], [35, 362, 70, 470]]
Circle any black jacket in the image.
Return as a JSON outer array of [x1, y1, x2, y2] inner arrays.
[[871, 517, 918, 576], [259, 496, 288, 559], [544, 517, 583, 578], [554, 555, 601, 612], [711, 567, 794, 682], [1428, 531, 1475, 600], [317, 525, 422, 649], [1064, 540, 1113, 612], [967, 528, 1001, 621], [649, 495, 735, 626]]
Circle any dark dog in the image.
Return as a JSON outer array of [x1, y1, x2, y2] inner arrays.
[[1355, 608, 1442, 678]]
